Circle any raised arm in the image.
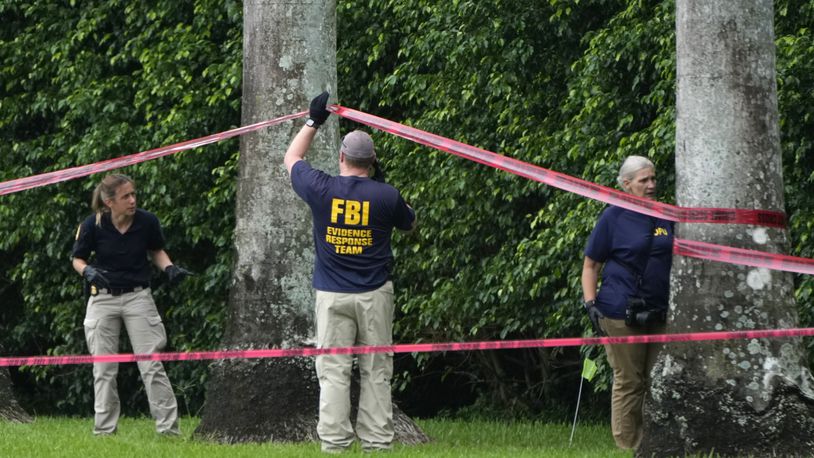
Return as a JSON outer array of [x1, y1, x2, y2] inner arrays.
[[286, 91, 331, 175], [285, 125, 318, 175]]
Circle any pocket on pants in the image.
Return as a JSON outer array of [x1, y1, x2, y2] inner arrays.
[[147, 315, 162, 326], [84, 318, 99, 353], [144, 315, 168, 350]]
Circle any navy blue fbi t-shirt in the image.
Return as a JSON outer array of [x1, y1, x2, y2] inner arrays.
[[584, 206, 674, 319], [291, 161, 415, 293], [72, 209, 166, 288]]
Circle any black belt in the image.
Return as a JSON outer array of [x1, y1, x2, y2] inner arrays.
[[97, 286, 148, 297]]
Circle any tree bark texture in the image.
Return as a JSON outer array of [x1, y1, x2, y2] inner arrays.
[[195, 0, 428, 445], [195, 0, 340, 443], [0, 367, 31, 423], [639, 1, 814, 456]]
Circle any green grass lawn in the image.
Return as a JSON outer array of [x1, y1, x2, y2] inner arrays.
[[0, 416, 630, 457]]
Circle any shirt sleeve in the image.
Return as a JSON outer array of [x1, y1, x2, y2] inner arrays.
[[393, 194, 415, 231], [291, 160, 331, 203], [71, 218, 95, 260], [584, 209, 612, 262], [146, 212, 166, 251]]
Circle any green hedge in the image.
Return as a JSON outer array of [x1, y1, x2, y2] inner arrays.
[[1, 0, 812, 418]]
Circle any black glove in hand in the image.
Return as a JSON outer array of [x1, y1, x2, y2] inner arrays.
[[371, 159, 386, 183], [165, 265, 193, 287], [83, 266, 111, 289], [584, 300, 606, 336], [308, 91, 331, 128]]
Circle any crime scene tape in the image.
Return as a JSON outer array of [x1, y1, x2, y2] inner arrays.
[[330, 106, 814, 273], [0, 106, 808, 274], [0, 106, 786, 227], [328, 105, 814, 274], [674, 238, 814, 276], [331, 105, 787, 228], [2, 327, 813, 367], [0, 105, 786, 228], [0, 111, 307, 196], [0, 105, 809, 277], [0, 106, 811, 368]]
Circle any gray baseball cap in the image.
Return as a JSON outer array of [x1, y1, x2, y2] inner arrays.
[[341, 130, 376, 160]]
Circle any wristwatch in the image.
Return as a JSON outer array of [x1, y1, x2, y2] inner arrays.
[[305, 118, 317, 128], [583, 299, 596, 309]]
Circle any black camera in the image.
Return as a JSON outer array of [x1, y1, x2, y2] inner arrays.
[[625, 296, 666, 327]]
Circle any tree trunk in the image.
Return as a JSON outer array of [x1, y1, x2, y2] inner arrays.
[[639, 1, 814, 456], [195, 0, 427, 444], [0, 366, 31, 423]]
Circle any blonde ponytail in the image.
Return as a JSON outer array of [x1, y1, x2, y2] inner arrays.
[[91, 174, 135, 226]]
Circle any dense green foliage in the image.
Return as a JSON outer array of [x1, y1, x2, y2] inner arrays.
[[1, 0, 813, 419], [0, 0, 243, 415]]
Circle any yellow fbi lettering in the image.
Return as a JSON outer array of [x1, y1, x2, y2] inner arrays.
[[331, 198, 370, 225], [326, 226, 373, 255], [336, 245, 363, 255], [327, 198, 372, 256]]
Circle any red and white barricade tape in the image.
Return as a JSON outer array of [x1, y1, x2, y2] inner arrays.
[[2, 327, 813, 367]]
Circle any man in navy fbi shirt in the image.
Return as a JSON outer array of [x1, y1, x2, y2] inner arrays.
[[285, 92, 415, 453]]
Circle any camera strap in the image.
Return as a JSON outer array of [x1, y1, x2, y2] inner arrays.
[[618, 217, 656, 296]]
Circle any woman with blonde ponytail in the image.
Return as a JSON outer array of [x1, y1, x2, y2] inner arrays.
[[90, 176, 123, 227], [70, 173, 192, 436]]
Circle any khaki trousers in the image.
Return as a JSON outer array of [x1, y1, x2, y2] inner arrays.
[[315, 281, 395, 452], [600, 317, 664, 450], [83, 288, 180, 435]]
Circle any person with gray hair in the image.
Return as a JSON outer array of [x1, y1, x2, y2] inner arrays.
[[285, 92, 416, 453], [580, 155, 673, 450], [616, 155, 655, 189]]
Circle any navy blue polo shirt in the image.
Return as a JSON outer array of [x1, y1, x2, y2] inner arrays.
[[291, 160, 415, 293], [72, 209, 165, 288], [584, 206, 673, 319]]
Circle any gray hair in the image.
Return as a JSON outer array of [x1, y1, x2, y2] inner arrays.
[[617, 155, 655, 188]]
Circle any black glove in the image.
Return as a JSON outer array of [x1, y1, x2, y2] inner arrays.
[[371, 159, 386, 183], [583, 300, 606, 337], [308, 91, 331, 128], [165, 265, 193, 287], [82, 266, 111, 290]]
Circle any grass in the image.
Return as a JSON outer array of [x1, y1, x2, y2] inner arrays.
[[0, 416, 631, 457]]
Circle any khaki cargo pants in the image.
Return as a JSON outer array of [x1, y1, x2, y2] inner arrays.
[[84, 287, 180, 435], [315, 281, 395, 452], [600, 317, 665, 450]]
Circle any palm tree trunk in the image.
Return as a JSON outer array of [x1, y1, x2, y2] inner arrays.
[[639, 1, 814, 455]]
